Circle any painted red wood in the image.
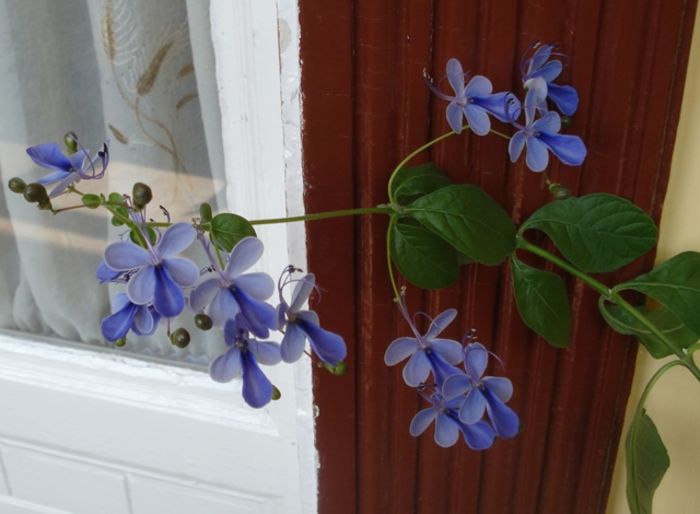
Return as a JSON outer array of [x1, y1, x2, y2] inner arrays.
[[299, 1, 697, 513]]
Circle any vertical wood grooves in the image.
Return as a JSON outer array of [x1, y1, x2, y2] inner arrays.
[[300, 1, 698, 512]]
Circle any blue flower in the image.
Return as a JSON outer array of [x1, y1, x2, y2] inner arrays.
[[521, 43, 579, 116], [426, 58, 520, 135], [209, 318, 282, 408], [100, 293, 161, 342], [384, 307, 464, 387], [26, 140, 109, 197], [508, 91, 586, 172], [409, 392, 495, 449], [443, 342, 519, 439], [277, 271, 347, 365], [190, 237, 277, 338], [103, 223, 199, 317]]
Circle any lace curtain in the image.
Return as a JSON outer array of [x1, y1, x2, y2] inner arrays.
[[0, 0, 228, 364]]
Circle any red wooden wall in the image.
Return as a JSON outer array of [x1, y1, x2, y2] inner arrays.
[[298, 1, 698, 513]]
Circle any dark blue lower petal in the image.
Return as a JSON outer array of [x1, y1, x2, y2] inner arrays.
[[153, 265, 185, 317], [538, 132, 586, 167], [298, 319, 347, 365], [101, 302, 138, 341], [231, 287, 277, 339], [425, 350, 462, 388], [474, 91, 521, 122], [483, 388, 520, 438], [547, 83, 579, 116], [460, 420, 496, 450], [241, 350, 273, 408]]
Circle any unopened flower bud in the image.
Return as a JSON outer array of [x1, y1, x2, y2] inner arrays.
[[170, 328, 191, 348], [8, 177, 26, 194], [194, 313, 213, 331], [38, 198, 52, 211], [271, 385, 282, 401], [323, 361, 347, 376], [82, 194, 101, 209], [199, 202, 213, 223], [23, 183, 49, 204], [560, 115, 572, 128], [548, 183, 571, 200], [108, 192, 124, 205], [64, 131, 78, 153], [132, 182, 152, 210], [115, 337, 127, 347]]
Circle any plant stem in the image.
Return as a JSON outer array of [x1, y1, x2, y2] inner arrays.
[[634, 360, 683, 420], [248, 206, 393, 226], [386, 216, 401, 301], [517, 235, 700, 382]]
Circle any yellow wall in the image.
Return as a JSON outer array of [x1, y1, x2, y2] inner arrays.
[[606, 9, 700, 514]]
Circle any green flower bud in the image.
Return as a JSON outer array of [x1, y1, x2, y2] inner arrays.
[[8, 177, 26, 194], [23, 183, 49, 204], [82, 194, 102, 209], [323, 361, 347, 376], [132, 182, 153, 210], [560, 115, 572, 128], [38, 199, 53, 211], [548, 183, 572, 200], [271, 385, 282, 401], [64, 131, 78, 153], [108, 192, 124, 205], [199, 202, 213, 223], [115, 337, 126, 347], [194, 313, 213, 331], [170, 328, 191, 348]]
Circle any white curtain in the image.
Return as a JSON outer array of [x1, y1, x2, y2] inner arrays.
[[0, 0, 228, 363]]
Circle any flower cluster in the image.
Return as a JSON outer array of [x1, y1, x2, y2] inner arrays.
[[384, 300, 519, 448], [426, 43, 586, 173]]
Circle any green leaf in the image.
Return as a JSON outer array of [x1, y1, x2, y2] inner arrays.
[[511, 257, 571, 347], [407, 185, 516, 265], [210, 213, 256, 252], [390, 163, 451, 205], [598, 298, 699, 358], [626, 409, 669, 514], [521, 193, 657, 273], [616, 252, 700, 335], [390, 220, 460, 289]]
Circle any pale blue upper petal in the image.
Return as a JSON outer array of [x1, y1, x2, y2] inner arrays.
[[225, 237, 264, 279], [384, 337, 419, 366], [156, 223, 195, 258]]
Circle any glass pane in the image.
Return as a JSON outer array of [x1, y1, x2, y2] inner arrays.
[[0, 0, 227, 365]]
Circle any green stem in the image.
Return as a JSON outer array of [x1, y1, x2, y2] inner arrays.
[[386, 216, 401, 301], [248, 206, 392, 226], [52, 204, 88, 214], [633, 360, 683, 420], [517, 235, 700, 382]]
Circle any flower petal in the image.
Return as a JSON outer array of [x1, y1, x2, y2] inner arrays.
[[290, 273, 316, 312], [156, 223, 196, 258], [484, 388, 520, 438], [162, 257, 199, 287], [68, 150, 87, 171], [190, 277, 222, 312], [100, 302, 138, 341], [152, 265, 186, 317], [442, 373, 470, 400], [508, 131, 526, 163], [241, 351, 273, 408], [208, 288, 240, 327], [409, 408, 437, 437], [474, 92, 520, 122], [464, 75, 492, 98], [525, 136, 549, 172], [97, 260, 122, 283], [464, 104, 491, 136], [532, 110, 561, 134], [48, 171, 81, 198], [534, 59, 563, 82], [35, 169, 68, 186], [26, 143, 72, 172], [483, 376, 513, 402], [281, 323, 307, 363], [235, 272, 275, 301], [425, 308, 457, 340], [445, 58, 465, 97], [547, 83, 579, 115], [426, 351, 463, 387], [402, 350, 431, 387], [461, 420, 496, 450], [248, 340, 282, 366], [464, 343, 488, 380], [434, 412, 460, 447], [446, 102, 464, 134], [225, 237, 264, 279], [232, 287, 277, 338], [458, 388, 487, 424], [384, 337, 419, 366], [132, 305, 156, 335], [298, 314, 347, 365], [538, 132, 587, 167], [430, 338, 463, 364], [209, 347, 243, 383], [104, 242, 151, 271], [127, 266, 157, 305]]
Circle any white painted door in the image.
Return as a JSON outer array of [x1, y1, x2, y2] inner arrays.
[[0, 1, 314, 513]]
